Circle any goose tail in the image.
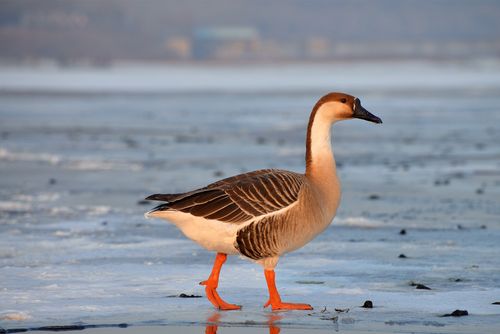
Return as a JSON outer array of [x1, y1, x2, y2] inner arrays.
[[144, 193, 176, 218]]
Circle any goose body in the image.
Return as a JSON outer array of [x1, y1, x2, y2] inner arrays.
[[145, 92, 382, 310], [146, 168, 338, 268]]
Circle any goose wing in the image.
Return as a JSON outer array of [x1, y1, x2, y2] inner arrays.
[[146, 169, 303, 224]]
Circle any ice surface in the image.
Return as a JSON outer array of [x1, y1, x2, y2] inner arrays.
[[1, 61, 500, 333]]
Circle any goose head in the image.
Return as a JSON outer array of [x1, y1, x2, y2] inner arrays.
[[313, 92, 382, 124]]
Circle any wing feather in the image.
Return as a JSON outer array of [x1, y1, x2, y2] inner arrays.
[[146, 169, 303, 224]]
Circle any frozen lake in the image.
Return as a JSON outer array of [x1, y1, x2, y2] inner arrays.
[[1, 61, 500, 333]]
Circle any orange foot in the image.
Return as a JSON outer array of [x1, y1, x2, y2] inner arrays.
[[200, 280, 241, 311], [201, 253, 241, 311], [264, 299, 313, 311], [263, 269, 313, 311]]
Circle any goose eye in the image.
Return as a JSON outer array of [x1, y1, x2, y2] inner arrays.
[[340, 98, 347, 103]]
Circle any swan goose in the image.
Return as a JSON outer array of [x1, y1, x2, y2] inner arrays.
[[145, 92, 382, 311]]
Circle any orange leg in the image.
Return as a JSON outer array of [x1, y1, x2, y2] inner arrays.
[[200, 253, 241, 311], [263, 269, 313, 311]]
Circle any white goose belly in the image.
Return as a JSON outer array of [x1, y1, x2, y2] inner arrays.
[[160, 211, 241, 255]]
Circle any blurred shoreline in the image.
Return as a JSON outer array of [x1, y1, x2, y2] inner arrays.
[[2, 59, 500, 97], [2, 56, 500, 68]]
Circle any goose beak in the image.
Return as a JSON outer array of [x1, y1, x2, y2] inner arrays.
[[353, 98, 382, 124]]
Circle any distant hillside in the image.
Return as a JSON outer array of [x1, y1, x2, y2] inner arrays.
[[1, 0, 499, 63]]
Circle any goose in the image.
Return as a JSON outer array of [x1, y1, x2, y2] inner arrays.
[[145, 92, 382, 311]]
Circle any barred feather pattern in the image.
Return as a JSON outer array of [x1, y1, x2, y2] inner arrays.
[[146, 169, 303, 224], [235, 215, 285, 260], [234, 180, 324, 261]]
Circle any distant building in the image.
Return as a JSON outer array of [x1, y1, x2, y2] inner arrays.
[[164, 36, 191, 60], [305, 37, 331, 60], [192, 27, 259, 61]]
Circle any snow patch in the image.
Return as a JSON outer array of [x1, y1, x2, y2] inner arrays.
[[64, 160, 142, 171], [328, 288, 365, 295], [14, 193, 60, 203], [0, 147, 60, 165], [0, 201, 31, 212], [335, 216, 384, 228]]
